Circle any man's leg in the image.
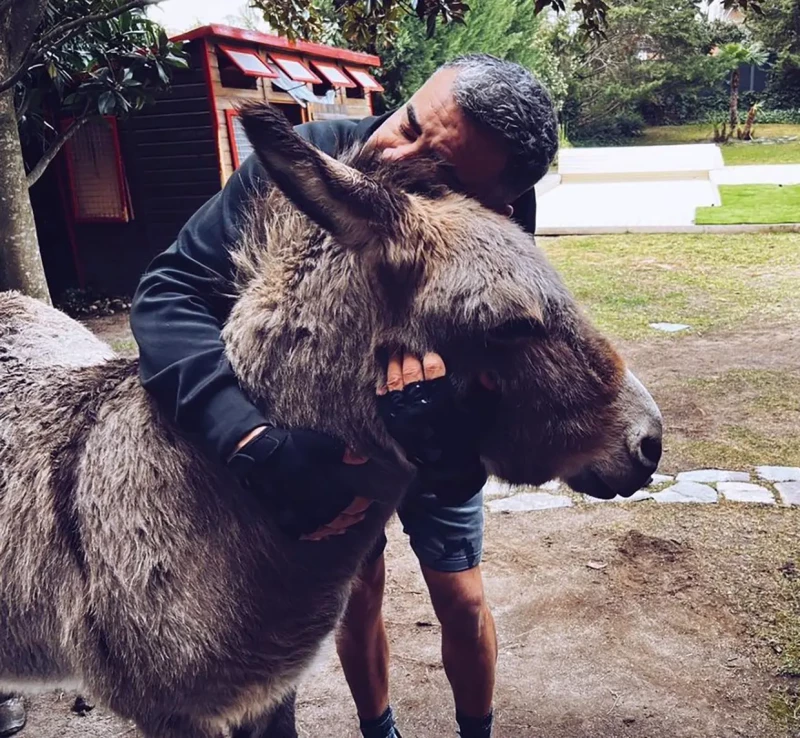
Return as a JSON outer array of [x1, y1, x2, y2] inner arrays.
[[399, 484, 495, 736], [336, 553, 390, 720], [421, 564, 497, 720], [336, 541, 400, 738]]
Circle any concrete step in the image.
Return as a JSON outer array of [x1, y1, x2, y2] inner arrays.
[[558, 144, 724, 182], [536, 180, 721, 233], [535, 172, 561, 197], [711, 164, 800, 185]]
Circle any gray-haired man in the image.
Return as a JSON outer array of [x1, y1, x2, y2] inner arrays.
[[331, 56, 557, 738], [131, 54, 558, 738]]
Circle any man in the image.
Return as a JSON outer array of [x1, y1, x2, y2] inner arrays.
[[130, 53, 558, 738]]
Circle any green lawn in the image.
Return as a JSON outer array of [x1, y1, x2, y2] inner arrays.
[[695, 184, 800, 225], [722, 139, 800, 165], [543, 232, 800, 339], [638, 124, 800, 165], [543, 231, 800, 468]]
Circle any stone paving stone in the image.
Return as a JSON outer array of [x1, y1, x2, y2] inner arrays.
[[776, 482, 800, 507], [717, 482, 775, 505], [648, 474, 674, 487], [676, 469, 749, 484], [756, 466, 800, 483], [584, 489, 653, 503], [649, 322, 690, 333], [487, 492, 573, 513], [652, 481, 718, 504]]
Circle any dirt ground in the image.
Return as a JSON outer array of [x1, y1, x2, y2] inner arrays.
[[620, 322, 800, 473], [20, 506, 800, 738], [14, 312, 797, 738]]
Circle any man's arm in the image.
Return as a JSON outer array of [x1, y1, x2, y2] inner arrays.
[[130, 153, 269, 461], [130, 120, 362, 462]]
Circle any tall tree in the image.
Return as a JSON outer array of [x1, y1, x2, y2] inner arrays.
[[713, 41, 768, 129], [0, 0, 185, 301], [376, 0, 567, 111], [557, 0, 723, 139], [251, 0, 764, 50], [748, 0, 800, 108]]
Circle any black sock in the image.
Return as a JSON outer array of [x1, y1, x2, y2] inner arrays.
[[360, 706, 400, 738], [456, 709, 493, 738]]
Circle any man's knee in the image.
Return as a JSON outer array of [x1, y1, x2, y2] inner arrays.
[[437, 591, 489, 642], [341, 554, 386, 632], [423, 566, 490, 642]]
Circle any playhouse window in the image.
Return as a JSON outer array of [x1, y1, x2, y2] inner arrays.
[[217, 46, 276, 90], [270, 56, 322, 84], [345, 67, 384, 92], [310, 61, 356, 88], [226, 110, 255, 169], [63, 117, 131, 223], [219, 46, 277, 77]]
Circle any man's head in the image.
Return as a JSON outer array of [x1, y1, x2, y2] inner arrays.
[[367, 54, 559, 211]]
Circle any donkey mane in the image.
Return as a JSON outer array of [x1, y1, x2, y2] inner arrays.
[[230, 143, 463, 297]]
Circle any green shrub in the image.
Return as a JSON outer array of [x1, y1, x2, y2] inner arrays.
[[570, 112, 645, 145], [752, 108, 800, 124], [56, 287, 131, 318], [692, 108, 800, 125]]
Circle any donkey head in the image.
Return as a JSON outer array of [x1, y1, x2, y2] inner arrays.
[[233, 103, 662, 499]]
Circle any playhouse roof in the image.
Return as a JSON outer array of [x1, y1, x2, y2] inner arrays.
[[171, 25, 381, 68]]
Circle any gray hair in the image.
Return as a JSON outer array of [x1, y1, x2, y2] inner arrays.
[[442, 54, 559, 198]]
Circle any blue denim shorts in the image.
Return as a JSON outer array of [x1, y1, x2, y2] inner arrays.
[[366, 487, 484, 573]]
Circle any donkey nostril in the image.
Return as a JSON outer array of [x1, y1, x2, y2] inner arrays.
[[640, 435, 663, 466]]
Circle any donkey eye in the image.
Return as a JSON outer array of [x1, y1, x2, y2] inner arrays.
[[488, 318, 543, 343]]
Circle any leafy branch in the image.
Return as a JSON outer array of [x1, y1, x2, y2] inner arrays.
[[25, 114, 89, 187], [0, 0, 160, 93]]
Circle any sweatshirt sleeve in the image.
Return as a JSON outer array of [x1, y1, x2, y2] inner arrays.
[[130, 119, 362, 462], [130, 154, 268, 461]]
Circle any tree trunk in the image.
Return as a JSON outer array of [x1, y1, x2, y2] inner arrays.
[[0, 86, 50, 302], [728, 68, 740, 131], [741, 103, 758, 141]]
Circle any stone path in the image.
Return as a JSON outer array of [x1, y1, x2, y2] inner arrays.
[[484, 465, 800, 512]]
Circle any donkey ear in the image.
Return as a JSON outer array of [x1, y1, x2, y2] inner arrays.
[[238, 102, 403, 248], [487, 315, 546, 344]]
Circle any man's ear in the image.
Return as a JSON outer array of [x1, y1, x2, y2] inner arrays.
[[238, 102, 404, 249]]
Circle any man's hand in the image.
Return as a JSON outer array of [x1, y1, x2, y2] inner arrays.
[[376, 352, 498, 507], [228, 426, 371, 539], [300, 495, 372, 541]]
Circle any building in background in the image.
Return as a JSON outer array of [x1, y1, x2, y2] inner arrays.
[[32, 25, 383, 297]]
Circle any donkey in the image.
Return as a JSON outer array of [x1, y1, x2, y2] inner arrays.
[[0, 102, 662, 738]]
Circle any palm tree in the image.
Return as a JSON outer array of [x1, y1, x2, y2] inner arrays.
[[714, 42, 769, 131]]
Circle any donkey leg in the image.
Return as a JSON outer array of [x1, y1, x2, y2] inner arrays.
[[0, 693, 26, 737], [137, 714, 223, 738], [232, 691, 299, 738]]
